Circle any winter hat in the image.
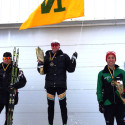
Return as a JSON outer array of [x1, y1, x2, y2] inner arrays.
[[52, 39, 60, 43], [106, 51, 116, 61], [3, 52, 12, 57], [51, 40, 60, 46]]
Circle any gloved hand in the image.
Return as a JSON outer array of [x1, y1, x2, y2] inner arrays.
[[37, 61, 44, 74], [18, 70, 24, 78], [99, 102, 105, 113], [37, 61, 44, 68], [72, 52, 78, 59], [71, 52, 78, 63], [121, 92, 125, 98]]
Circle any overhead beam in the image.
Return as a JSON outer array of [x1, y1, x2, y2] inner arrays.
[[0, 19, 125, 29]]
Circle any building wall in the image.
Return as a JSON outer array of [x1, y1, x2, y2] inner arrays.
[[0, 0, 125, 24], [0, 24, 125, 125]]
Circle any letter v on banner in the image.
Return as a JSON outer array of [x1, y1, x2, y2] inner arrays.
[[41, 0, 65, 14], [19, 0, 84, 30]]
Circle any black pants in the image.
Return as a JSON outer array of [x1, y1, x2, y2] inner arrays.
[[104, 104, 125, 125], [0, 104, 8, 125], [46, 87, 67, 125]]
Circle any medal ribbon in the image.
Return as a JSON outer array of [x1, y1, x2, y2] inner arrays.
[[108, 66, 115, 79], [2, 63, 10, 71], [49, 52, 56, 61]]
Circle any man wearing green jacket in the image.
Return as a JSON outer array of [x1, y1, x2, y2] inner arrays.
[[97, 51, 125, 125]]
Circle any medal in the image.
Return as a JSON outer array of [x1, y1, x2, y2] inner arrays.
[[49, 52, 56, 67], [2, 63, 10, 78], [50, 62, 54, 67]]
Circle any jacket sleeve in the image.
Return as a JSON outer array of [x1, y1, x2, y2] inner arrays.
[[37, 55, 48, 75], [65, 54, 76, 73], [37, 62, 44, 75], [96, 71, 103, 104], [43, 54, 50, 74], [37, 62, 41, 73], [12, 70, 27, 89]]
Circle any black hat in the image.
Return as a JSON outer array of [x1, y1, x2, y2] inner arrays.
[[3, 52, 12, 57]]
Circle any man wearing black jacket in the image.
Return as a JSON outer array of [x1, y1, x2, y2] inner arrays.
[[0, 52, 26, 125], [37, 40, 77, 125]]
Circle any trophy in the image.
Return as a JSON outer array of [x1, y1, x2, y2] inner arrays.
[[112, 80, 125, 103], [36, 46, 44, 74]]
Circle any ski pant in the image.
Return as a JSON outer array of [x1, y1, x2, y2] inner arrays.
[[0, 104, 8, 125], [103, 104, 125, 125], [46, 87, 67, 125]]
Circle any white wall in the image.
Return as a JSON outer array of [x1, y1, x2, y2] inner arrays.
[[0, 0, 125, 24], [0, 24, 125, 125]]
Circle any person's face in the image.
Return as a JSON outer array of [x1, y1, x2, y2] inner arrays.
[[51, 43, 60, 53], [3, 57, 11, 64], [106, 54, 116, 67]]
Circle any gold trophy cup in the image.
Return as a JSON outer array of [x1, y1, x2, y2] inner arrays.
[[112, 80, 125, 103], [36, 46, 44, 74]]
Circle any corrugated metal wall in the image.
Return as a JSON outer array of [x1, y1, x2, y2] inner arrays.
[[0, 0, 125, 24], [0, 24, 125, 125]]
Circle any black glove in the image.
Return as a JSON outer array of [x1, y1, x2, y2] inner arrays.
[[121, 92, 125, 98], [37, 62, 44, 73], [71, 52, 78, 63], [37, 62, 44, 68], [18, 70, 24, 78], [72, 52, 78, 59], [99, 102, 105, 113]]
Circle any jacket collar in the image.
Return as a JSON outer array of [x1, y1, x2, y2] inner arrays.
[[103, 64, 119, 73]]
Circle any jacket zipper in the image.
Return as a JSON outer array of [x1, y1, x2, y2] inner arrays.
[[113, 85, 116, 104]]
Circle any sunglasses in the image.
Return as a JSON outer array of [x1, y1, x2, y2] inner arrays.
[[51, 43, 60, 47], [3, 57, 11, 60]]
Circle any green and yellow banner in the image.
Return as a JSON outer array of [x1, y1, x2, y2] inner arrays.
[[19, 0, 84, 30]]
